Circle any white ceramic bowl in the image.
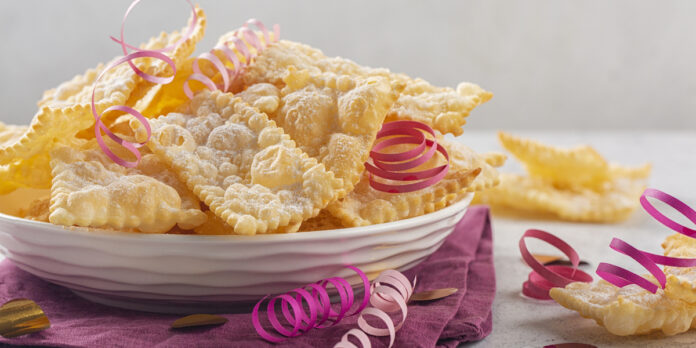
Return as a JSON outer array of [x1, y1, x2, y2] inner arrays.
[[0, 193, 473, 314]]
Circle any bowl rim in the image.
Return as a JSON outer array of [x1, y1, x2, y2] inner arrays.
[[0, 193, 473, 243]]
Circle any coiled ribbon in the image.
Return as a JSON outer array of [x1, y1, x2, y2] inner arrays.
[[252, 266, 414, 348], [183, 19, 279, 99], [365, 121, 449, 193], [596, 188, 696, 293], [92, 0, 197, 167], [519, 229, 593, 300]]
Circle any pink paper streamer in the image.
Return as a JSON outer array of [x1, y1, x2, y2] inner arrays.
[[252, 266, 415, 348], [365, 121, 449, 193], [519, 229, 592, 300], [91, 0, 197, 167], [336, 270, 415, 348], [596, 188, 696, 293], [183, 19, 280, 99], [252, 265, 370, 343]]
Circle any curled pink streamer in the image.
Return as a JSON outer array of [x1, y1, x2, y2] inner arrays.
[[596, 188, 696, 293], [365, 121, 449, 193], [92, 0, 197, 167], [519, 229, 592, 300], [252, 265, 371, 343], [335, 270, 415, 348], [183, 19, 280, 99]]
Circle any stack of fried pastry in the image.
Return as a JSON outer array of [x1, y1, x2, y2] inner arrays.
[[0, 6, 503, 235]]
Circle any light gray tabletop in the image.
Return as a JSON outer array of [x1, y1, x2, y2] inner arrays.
[[458, 130, 696, 348]]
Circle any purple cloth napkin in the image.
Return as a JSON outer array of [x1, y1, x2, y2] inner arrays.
[[0, 206, 495, 348]]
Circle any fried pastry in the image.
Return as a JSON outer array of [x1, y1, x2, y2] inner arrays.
[[0, 6, 206, 166], [237, 67, 403, 193], [138, 90, 344, 235], [550, 280, 696, 336], [219, 37, 491, 136], [49, 144, 206, 233]]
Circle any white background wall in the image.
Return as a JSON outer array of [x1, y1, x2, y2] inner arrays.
[[1, 0, 694, 130]]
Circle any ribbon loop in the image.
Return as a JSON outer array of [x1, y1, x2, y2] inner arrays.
[[92, 0, 197, 167], [596, 189, 696, 293], [366, 121, 450, 193], [519, 229, 592, 300], [183, 20, 279, 99]]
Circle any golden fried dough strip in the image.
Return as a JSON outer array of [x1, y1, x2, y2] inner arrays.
[[49, 144, 206, 233], [140, 90, 344, 235], [550, 280, 696, 336], [222, 38, 491, 136], [474, 173, 646, 222], [237, 67, 403, 193]]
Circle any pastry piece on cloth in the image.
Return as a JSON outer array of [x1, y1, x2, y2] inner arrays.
[[662, 233, 696, 304], [49, 143, 206, 233], [475, 173, 647, 222], [139, 90, 344, 235], [0, 207, 495, 347], [325, 138, 501, 227], [0, 6, 206, 167], [222, 37, 491, 136], [476, 132, 651, 222], [237, 67, 403, 193], [550, 280, 696, 336]]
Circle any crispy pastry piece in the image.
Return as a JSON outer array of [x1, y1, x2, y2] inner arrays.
[[477, 132, 651, 222], [0, 6, 206, 165], [324, 138, 500, 227], [328, 168, 480, 227], [498, 131, 611, 189], [660, 233, 696, 304], [18, 196, 51, 222], [222, 38, 491, 136], [139, 90, 344, 235], [299, 210, 347, 232], [0, 152, 52, 195], [49, 144, 206, 233], [550, 280, 696, 336], [498, 131, 652, 190], [0, 123, 54, 194], [475, 173, 646, 222], [194, 210, 300, 235], [237, 67, 403, 193], [0, 122, 26, 148], [441, 139, 504, 192]]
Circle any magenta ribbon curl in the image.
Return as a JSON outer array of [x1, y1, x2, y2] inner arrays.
[[365, 121, 450, 193], [183, 19, 280, 99], [91, 0, 197, 167], [252, 266, 415, 348], [596, 188, 696, 293], [519, 229, 593, 300]]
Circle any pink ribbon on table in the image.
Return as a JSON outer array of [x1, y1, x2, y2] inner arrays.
[[252, 266, 415, 348], [365, 121, 449, 193], [596, 188, 696, 293], [91, 0, 197, 167], [183, 19, 280, 99], [519, 229, 592, 300]]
